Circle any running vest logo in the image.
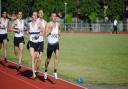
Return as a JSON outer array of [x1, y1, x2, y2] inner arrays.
[[32, 35, 39, 40], [51, 34, 58, 38]]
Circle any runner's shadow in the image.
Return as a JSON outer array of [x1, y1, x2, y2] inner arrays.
[[0, 61, 6, 67], [37, 74, 45, 82], [47, 78, 56, 84], [17, 69, 33, 79], [7, 65, 17, 70], [18, 70, 55, 84]]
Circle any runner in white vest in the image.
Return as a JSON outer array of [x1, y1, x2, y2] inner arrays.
[[0, 11, 9, 62], [44, 12, 60, 80], [11, 11, 26, 71], [28, 11, 44, 79], [34, 10, 47, 74]]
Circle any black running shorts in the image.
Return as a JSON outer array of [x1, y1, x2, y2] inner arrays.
[[14, 36, 25, 47], [47, 42, 59, 59], [0, 34, 8, 43]]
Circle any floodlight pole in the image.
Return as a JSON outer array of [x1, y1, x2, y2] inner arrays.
[[64, 2, 67, 31]]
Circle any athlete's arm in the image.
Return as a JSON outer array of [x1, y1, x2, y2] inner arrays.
[[24, 23, 30, 35], [45, 22, 52, 36], [0, 18, 2, 29], [42, 20, 47, 36], [38, 21, 45, 36], [58, 23, 61, 36], [0, 18, 5, 29], [7, 19, 10, 31], [11, 20, 20, 33]]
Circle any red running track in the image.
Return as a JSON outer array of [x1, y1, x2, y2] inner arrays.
[[0, 59, 86, 89]]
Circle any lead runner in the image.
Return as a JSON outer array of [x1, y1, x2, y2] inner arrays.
[[44, 11, 60, 80]]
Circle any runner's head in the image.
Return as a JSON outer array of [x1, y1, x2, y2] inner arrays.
[[50, 12, 57, 22], [2, 11, 7, 18], [17, 11, 23, 20], [38, 10, 44, 18], [32, 11, 38, 21]]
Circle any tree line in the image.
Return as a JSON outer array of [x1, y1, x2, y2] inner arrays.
[[1, 0, 124, 22]]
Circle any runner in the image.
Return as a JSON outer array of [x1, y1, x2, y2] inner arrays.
[[44, 12, 60, 79], [0, 11, 9, 62], [28, 11, 44, 79], [34, 10, 47, 74], [11, 11, 26, 71]]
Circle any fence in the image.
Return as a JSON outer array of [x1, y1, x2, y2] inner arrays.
[[61, 22, 128, 32]]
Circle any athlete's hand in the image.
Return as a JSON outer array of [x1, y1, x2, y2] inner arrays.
[[47, 32, 51, 36], [34, 35, 39, 40], [13, 28, 20, 33], [0, 25, 6, 29]]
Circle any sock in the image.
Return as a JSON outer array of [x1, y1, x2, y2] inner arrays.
[[54, 69, 57, 73], [45, 69, 47, 72]]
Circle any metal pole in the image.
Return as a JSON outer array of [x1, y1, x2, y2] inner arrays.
[[64, 2, 67, 31]]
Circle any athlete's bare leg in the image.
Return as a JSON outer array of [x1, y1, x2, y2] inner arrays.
[[16, 43, 24, 71], [18, 43, 24, 65], [14, 47, 19, 59], [3, 39, 7, 62], [35, 52, 42, 73], [54, 49, 59, 71], [29, 47, 36, 78]]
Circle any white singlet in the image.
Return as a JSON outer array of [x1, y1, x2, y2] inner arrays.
[[48, 22, 59, 44], [0, 18, 9, 34], [37, 18, 47, 42], [14, 19, 25, 37], [29, 21, 40, 43]]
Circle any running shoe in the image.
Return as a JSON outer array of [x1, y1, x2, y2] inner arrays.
[[54, 72, 58, 79], [44, 72, 48, 80]]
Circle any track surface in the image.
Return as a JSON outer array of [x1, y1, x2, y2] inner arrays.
[[0, 58, 85, 89]]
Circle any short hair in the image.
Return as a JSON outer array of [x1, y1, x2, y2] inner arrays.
[[38, 9, 43, 13], [49, 11, 57, 17], [32, 11, 38, 16], [17, 11, 23, 14], [1, 11, 7, 14]]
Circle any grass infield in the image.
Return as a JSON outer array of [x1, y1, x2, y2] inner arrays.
[[0, 32, 128, 85]]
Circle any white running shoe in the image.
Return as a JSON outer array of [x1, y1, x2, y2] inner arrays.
[[54, 72, 58, 79], [44, 72, 48, 80]]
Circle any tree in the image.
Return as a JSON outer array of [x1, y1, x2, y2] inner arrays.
[[106, 0, 124, 20], [2, 0, 30, 17], [2, 0, 124, 21], [79, 0, 100, 22]]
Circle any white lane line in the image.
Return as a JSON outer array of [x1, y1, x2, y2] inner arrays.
[[0, 69, 42, 89], [8, 60, 86, 89]]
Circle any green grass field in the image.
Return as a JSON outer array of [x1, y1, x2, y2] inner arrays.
[[0, 32, 128, 85]]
